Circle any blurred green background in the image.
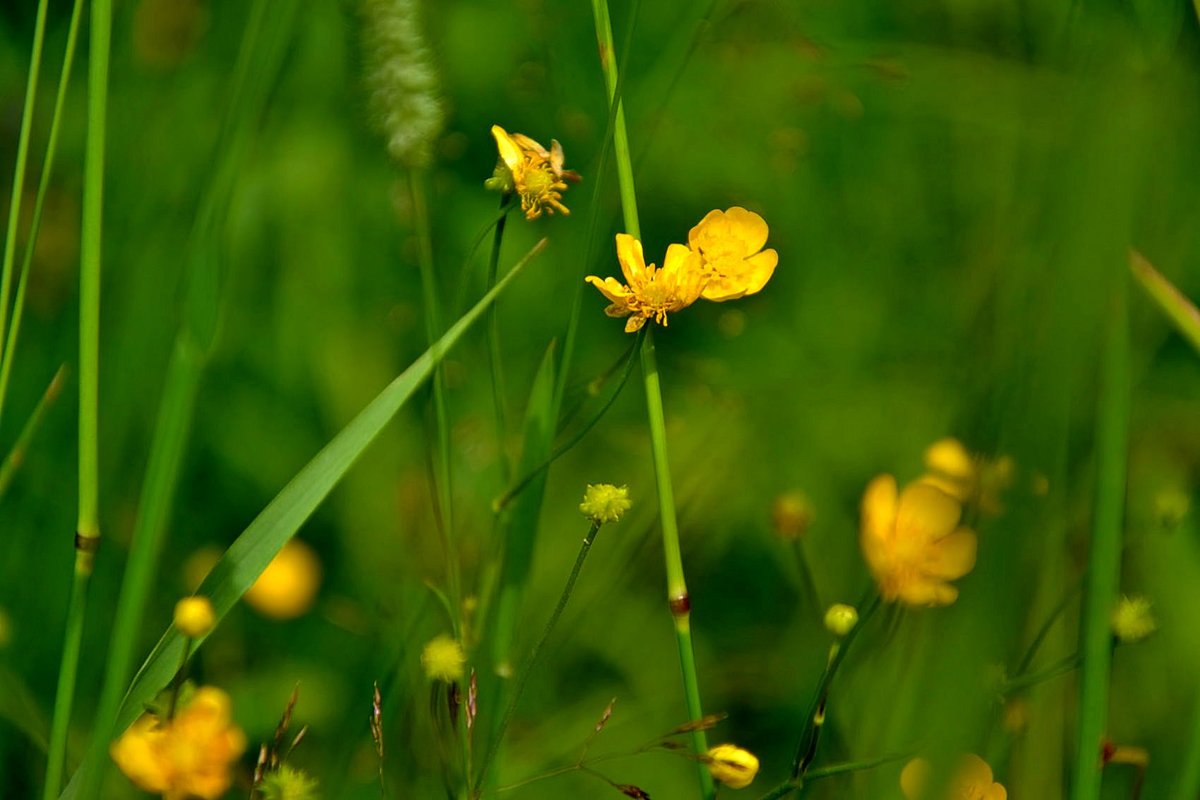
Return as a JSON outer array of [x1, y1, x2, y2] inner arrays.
[[1, 0, 1199, 797]]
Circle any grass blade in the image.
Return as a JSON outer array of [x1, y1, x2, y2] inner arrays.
[[57, 237, 545, 800], [1129, 249, 1200, 356], [0, 364, 65, 498]]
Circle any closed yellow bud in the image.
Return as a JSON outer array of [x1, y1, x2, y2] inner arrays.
[[707, 743, 759, 789], [823, 603, 858, 637], [173, 596, 216, 638]]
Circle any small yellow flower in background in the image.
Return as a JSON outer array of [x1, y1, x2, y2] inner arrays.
[[245, 540, 322, 620], [487, 125, 580, 220], [901, 754, 1007, 800], [771, 490, 813, 540], [173, 596, 216, 638], [579, 483, 632, 524], [706, 743, 759, 789], [860, 474, 978, 606], [687, 207, 778, 301], [1111, 595, 1156, 643], [111, 686, 246, 800], [421, 634, 466, 682], [586, 234, 706, 333], [920, 438, 1013, 515], [823, 603, 858, 637], [1154, 486, 1190, 529], [259, 765, 320, 800]]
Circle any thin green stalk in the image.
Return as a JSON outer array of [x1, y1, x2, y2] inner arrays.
[[409, 168, 461, 625], [493, 328, 644, 512], [1173, 692, 1200, 799], [0, 363, 65, 499], [641, 328, 713, 799], [790, 591, 881, 779], [1072, 278, 1130, 800], [53, 1, 112, 797], [1004, 653, 1081, 694], [0, 0, 48, 384], [474, 521, 605, 794], [0, 0, 84, 426], [757, 752, 908, 800], [589, 1, 712, 796], [485, 195, 511, 480], [1016, 578, 1082, 675]]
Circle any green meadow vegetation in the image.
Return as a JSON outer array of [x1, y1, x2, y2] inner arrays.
[[0, 0, 1199, 798]]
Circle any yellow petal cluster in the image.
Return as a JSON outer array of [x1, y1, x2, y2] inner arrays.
[[421, 634, 466, 682], [688, 207, 778, 301], [586, 207, 776, 333], [860, 474, 977, 606], [488, 125, 580, 220], [901, 754, 1007, 800], [111, 687, 246, 800], [245, 539, 322, 620], [1111, 595, 1156, 643], [586, 234, 705, 333], [706, 743, 759, 789], [579, 483, 632, 524]]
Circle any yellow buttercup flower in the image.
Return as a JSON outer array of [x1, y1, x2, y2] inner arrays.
[[586, 234, 706, 333], [901, 754, 1007, 800], [111, 687, 246, 800], [687, 207, 778, 301], [919, 438, 1012, 515], [245, 540, 322, 620], [488, 125, 580, 220], [706, 743, 759, 789], [860, 475, 977, 606]]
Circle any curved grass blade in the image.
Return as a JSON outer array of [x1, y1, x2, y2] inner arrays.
[[1130, 249, 1200, 356], [57, 237, 544, 800], [0, 364, 66, 499]]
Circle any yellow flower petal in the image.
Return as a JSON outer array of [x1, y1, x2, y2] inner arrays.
[[490, 125, 523, 172], [724, 205, 770, 252], [897, 482, 962, 543], [896, 578, 959, 607], [616, 233, 647, 285], [922, 530, 978, 580], [862, 474, 899, 544], [900, 758, 931, 799]]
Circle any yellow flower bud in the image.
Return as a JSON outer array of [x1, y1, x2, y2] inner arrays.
[[579, 484, 631, 524], [707, 743, 759, 789], [823, 603, 858, 637], [421, 634, 466, 682], [174, 596, 216, 638], [1154, 487, 1190, 529], [1111, 595, 1156, 643], [771, 491, 813, 540]]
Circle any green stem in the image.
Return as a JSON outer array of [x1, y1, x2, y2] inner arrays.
[[409, 168, 461, 627], [44, 0, 110, 796], [1016, 578, 1082, 675], [1004, 653, 1081, 694], [474, 521, 605, 793], [0, 363, 65, 499], [790, 591, 881, 779], [758, 753, 909, 800], [486, 195, 511, 480], [0, 0, 48, 393], [589, 1, 711, 796], [641, 328, 713, 799], [1173, 692, 1200, 799], [1072, 277, 1130, 800], [0, 0, 84, 425], [493, 328, 644, 513], [1129, 250, 1200, 356]]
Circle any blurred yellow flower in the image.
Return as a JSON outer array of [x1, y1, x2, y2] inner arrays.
[[173, 596, 215, 638], [1111, 595, 1156, 643], [687, 207, 777, 301], [421, 634, 466, 682], [920, 438, 1012, 515], [111, 687, 246, 800], [586, 234, 705, 333], [706, 743, 759, 789], [245, 540, 322, 620], [487, 125, 580, 220], [901, 754, 1007, 800], [771, 490, 814, 540], [860, 475, 977, 606], [579, 483, 631, 524]]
